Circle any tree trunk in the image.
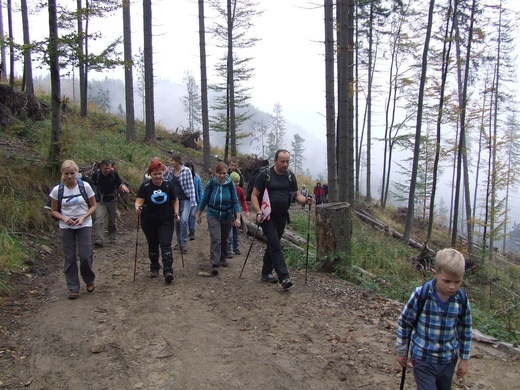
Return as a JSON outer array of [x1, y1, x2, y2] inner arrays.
[[316, 203, 352, 273], [336, 1, 346, 202], [48, 0, 61, 176], [198, 0, 211, 171], [20, 0, 33, 96], [227, 0, 237, 157], [122, 0, 136, 142], [324, 0, 337, 202], [76, 0, 87, 117], [7, 0, 14, 87], [143, 0, 155, 142], [0, 0, 6, 80], [404, 0, 435, 243], [427, 0, 454, 242]]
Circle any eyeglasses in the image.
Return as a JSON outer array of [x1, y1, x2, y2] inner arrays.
[[63, 172, 76, 175]]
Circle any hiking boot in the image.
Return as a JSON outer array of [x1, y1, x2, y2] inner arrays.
[[164, 272, 174, 284], [189, 230, 195, 240], [234, 249, 241, 255], [109, 239, 117, 244], [226, 253, 233, 259], [211, 266, 219, 276], [173, 243, 180, 250], [150, 270, 159, 278], [281, 278, 293, 290], [220, 260, 229, 267], [261, 274, 278, 284], [94, 240, 103, 248], [181, 248, 188, 254]]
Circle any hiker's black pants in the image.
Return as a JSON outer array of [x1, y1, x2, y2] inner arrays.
[[261, 213, 290, 281], [140, 216, 174, 275]]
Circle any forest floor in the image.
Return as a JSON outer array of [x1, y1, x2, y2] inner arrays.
[[0, 209, 519, 389]]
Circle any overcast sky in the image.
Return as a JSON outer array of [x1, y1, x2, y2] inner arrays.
[[93, 0, 326, 135]]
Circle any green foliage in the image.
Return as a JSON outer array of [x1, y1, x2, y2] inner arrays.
[[0, 227, 29, 278]]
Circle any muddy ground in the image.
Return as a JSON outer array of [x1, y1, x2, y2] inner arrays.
[[0, 209, 518, 389]]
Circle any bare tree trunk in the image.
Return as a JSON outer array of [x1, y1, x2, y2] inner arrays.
[[122, 0, 136, 142], [7, 0, 14, 87], [48, 0, 61, 175], [451, 0, 476, 256], [143, 0, 155, 142], [0, 0, 6, 80], [77, 0, 87, 117], [324, 0, 337, 202], [336, 0, 348, 202], [198, 0, 211, 171], [427, 0, 454, 242], [366, 2, 374, 201], [404, 0, 435, 243], [227, 0, 237, 157], [20, 0, 33, 96]]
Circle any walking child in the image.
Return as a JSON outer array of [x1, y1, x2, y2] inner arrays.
[[395, 248, 472, 389], [227, 171, 249, 258]]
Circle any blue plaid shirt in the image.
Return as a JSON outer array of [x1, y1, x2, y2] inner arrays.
[[165, 166, 197, 208], [396, 280, 472, 364]]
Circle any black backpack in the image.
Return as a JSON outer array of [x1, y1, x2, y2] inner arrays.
[[245, 166, 294, 202], [413, 279, 468, 328], [45, 179, 89, 218]]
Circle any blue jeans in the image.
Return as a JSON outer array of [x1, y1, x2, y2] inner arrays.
[[188, 203, 197, 233], [60, 227, 95, 292], [227, 225, 240, 254], [175, 199, 191, 247]]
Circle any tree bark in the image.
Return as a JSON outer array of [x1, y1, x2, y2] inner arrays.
[[20, 0, 33, 96], [122, 0, 136, 142], [143, 0, 155, 142], [404, 0, 435, 243], [324, 0, 337, 203], [48, 0, 61, 176], [198, 0, 211, 171], [316, 202, 352, 273]]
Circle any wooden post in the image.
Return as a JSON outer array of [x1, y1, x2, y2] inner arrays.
[[316, 202, 352, 273]]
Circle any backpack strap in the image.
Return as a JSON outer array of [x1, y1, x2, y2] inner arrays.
[[57, 182, 64, 214], [413, 279, 467, 329], [57, 179, 89, 213]]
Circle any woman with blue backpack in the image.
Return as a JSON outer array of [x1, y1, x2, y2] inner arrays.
[[196, 162, 241, 276], [48, 160, 97, 300]]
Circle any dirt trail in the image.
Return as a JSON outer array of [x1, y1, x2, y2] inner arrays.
[[0, 209, 518, 389]]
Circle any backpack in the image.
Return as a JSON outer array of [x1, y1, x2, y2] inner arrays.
[[207, 178, 236, 213], [413, 279, 468, 329], [91, 169, 118, 202], [45, 179, 89, 217], [245, 166, 294, 201]]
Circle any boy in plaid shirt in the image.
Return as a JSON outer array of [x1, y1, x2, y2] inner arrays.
[[396, 248, 472, 389]]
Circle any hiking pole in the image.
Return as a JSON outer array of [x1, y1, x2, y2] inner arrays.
[[304, 200, 312, 285], [133, 213, 140, 283], [239, 222, 260, 279], [177, 217, 185, 268]]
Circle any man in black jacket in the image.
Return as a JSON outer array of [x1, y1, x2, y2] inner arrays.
[[91, 160, 129, 247], [250, 150, 312, 290]]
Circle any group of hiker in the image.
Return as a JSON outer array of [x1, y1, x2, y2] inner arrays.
[[48, 150, 312, 295], [49, 151, 473, 389]]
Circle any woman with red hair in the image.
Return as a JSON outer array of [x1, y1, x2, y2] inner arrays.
[[135, 160, 180, 284]]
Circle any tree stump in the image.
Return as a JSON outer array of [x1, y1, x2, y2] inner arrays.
[[316, 202, 352, 273]]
